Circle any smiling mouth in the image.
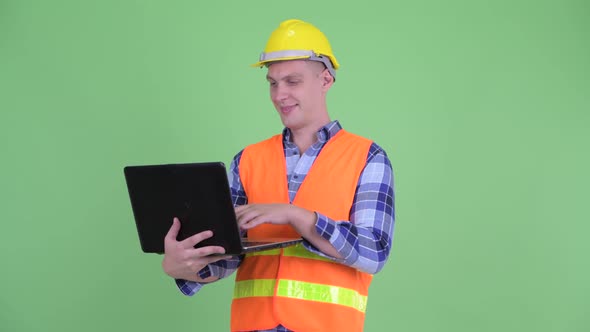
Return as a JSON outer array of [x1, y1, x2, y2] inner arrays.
[[280, 105, 297, 114]]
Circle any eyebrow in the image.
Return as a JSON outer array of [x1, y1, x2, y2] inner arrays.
[[266, 73, 304, 81]]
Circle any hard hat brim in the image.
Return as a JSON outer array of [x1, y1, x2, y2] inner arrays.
[[250, 55, 312, 68]]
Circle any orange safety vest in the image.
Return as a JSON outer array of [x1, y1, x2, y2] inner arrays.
[[231, 130, 373, 332]]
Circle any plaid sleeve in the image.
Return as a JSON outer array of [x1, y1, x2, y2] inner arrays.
[[302, 143, 395, 274], [174, 151, 247, 296]]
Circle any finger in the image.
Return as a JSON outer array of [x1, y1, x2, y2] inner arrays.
[[236, 210, 257, 229], [235, 204, 248, 213], [205, 255, 234, 265], [164, 217, 181, 242], [236, 206, 260, 222], [189, 245, 227, 258], [240, 208, 270, 227], [234, 204, 250, 219], [241, 215, 267, 230], [182, 230, 214, 249]]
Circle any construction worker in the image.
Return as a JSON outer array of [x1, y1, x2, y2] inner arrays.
[[162, 19, 395, 331]]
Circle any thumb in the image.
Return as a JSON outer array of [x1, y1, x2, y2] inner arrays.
[[165, 217, 181, 241]]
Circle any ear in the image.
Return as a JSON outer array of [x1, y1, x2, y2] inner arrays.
[[320, 69, 334, 91]]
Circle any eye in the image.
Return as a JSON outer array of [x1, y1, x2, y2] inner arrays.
[[287, 80, 300, 86]]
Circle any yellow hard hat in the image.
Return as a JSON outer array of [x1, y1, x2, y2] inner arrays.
[[251, 19, 340, 78]]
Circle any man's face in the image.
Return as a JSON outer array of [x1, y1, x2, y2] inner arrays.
[[266, 60, 331, 131]]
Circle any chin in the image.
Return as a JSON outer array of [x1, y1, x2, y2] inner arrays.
[[279, 118, 292, 128], [278, 117, 297, 130], [276, 108, 302, 129]]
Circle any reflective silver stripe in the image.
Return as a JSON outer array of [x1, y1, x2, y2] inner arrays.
[[259, 50, 336, 78], [259, 50, 316, 62]]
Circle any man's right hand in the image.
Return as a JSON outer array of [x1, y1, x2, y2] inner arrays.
[[162, 217, 230, 282]]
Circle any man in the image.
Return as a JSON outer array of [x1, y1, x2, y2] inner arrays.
[[162, 19, 395, 331]]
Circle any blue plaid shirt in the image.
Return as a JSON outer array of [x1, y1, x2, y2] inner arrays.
[[176, 121, 395, 332]]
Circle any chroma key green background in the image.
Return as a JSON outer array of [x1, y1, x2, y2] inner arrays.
[[1, 0, 588, 331]]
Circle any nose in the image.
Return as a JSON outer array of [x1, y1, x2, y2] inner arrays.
[[271, 84, 288, 103]]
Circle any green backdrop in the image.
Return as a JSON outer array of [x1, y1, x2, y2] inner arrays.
[[1, 0, 588, 331]]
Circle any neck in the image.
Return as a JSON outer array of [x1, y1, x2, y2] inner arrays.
[[290, 117, 331, 154]]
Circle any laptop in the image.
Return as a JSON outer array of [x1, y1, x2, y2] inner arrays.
[[123, 162, 302, 255]]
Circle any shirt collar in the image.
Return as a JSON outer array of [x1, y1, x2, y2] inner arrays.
[[282, 120, 342, 144]]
